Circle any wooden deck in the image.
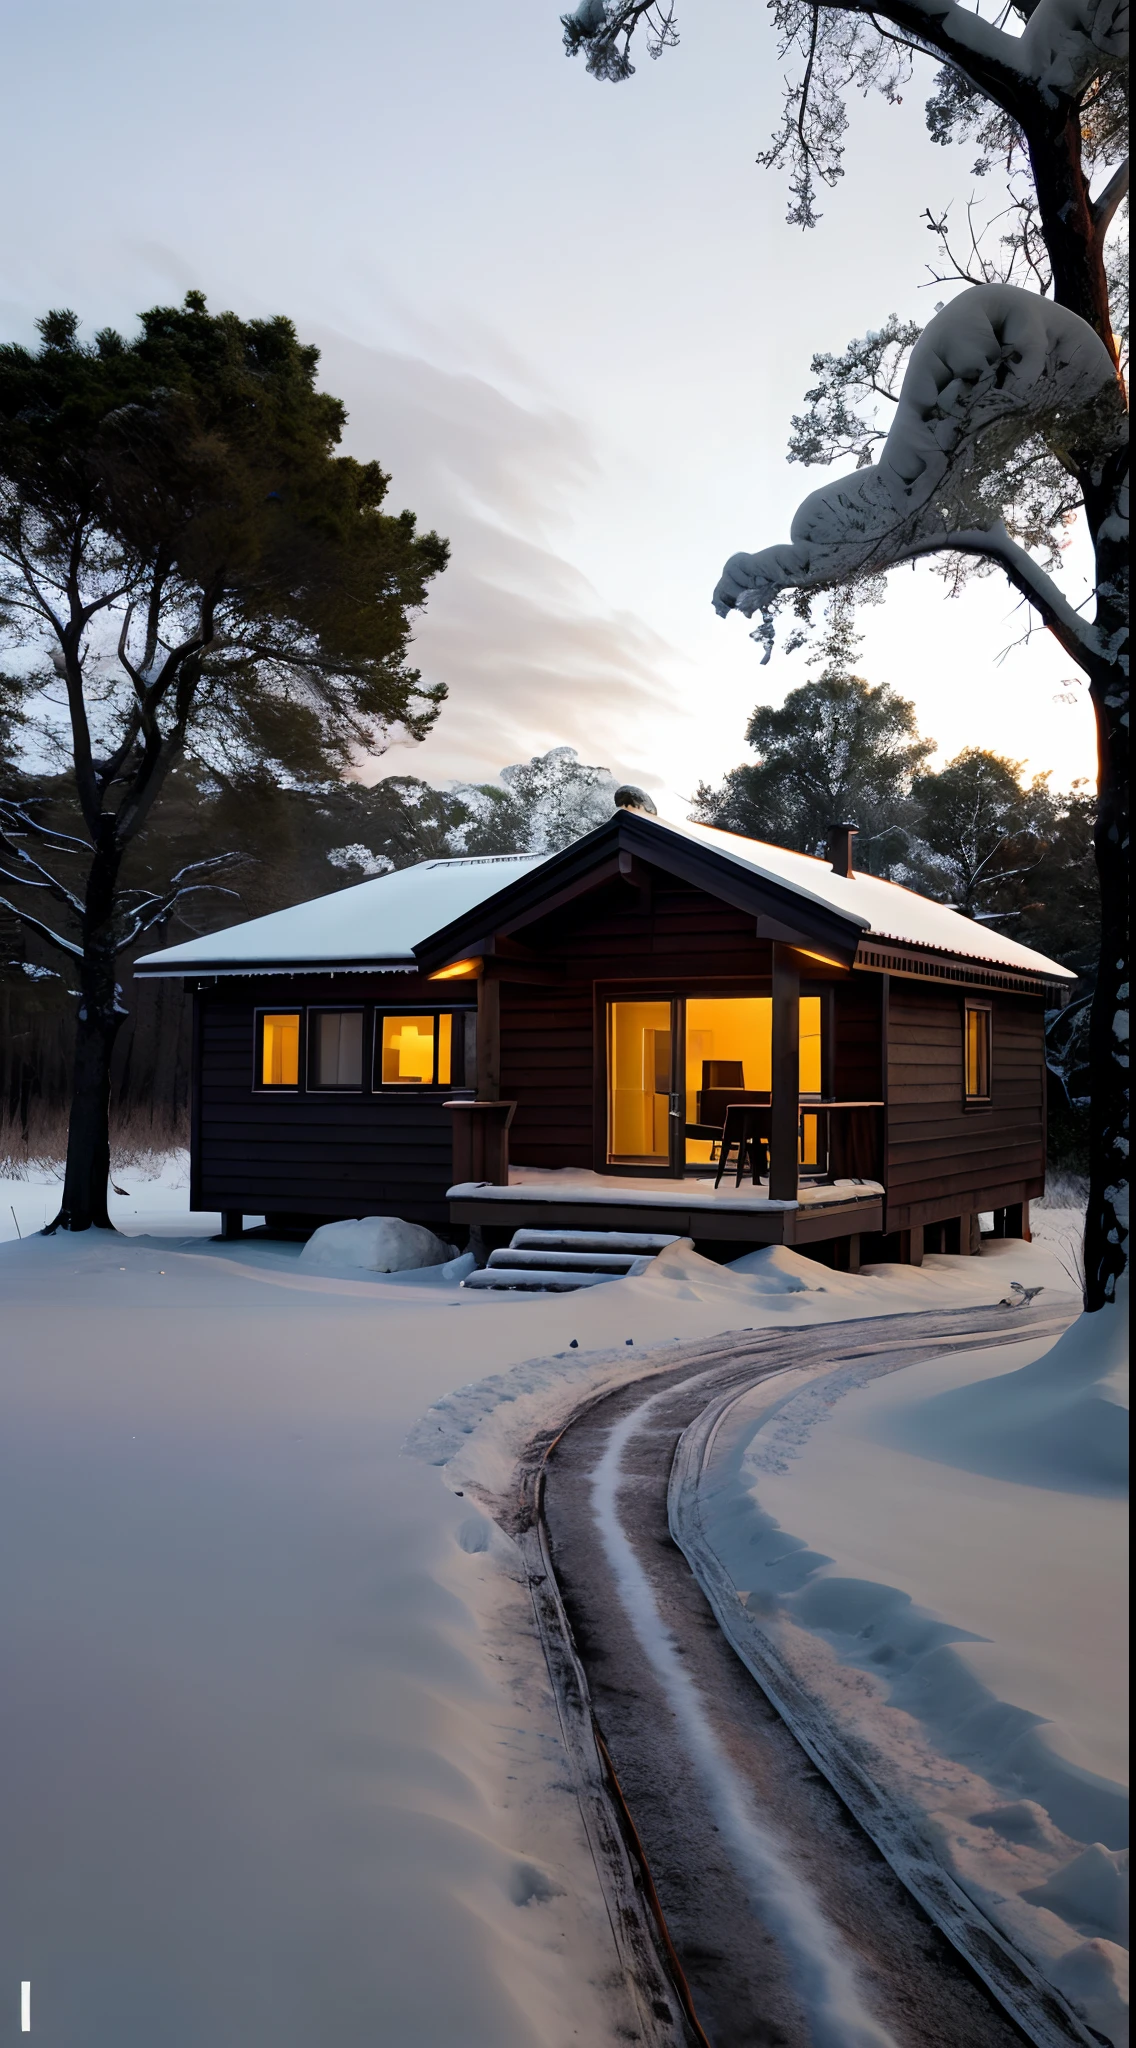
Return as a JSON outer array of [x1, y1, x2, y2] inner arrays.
[[447, 1167, 884, 1245]]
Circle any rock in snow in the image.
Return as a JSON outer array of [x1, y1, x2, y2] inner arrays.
[[300, 1217, 458, 1272]]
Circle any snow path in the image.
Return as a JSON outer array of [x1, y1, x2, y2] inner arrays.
[[591, 1391, 898, 2048]]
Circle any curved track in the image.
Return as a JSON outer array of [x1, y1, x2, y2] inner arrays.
[[514, 1306, 1094, 2048]]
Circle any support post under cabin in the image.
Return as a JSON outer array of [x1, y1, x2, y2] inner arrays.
[[769, 945, 800, 1203], [477, 972, 500, 1100]]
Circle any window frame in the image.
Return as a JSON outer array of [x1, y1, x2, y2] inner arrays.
[[373, 1007, 475, 1093], [963, 998, 993, 1105], [306, 1006, 367, 1094], [604, 992, 683, 1176], [595, 982, 835, 1178], [253, 1007, 303, 1093]]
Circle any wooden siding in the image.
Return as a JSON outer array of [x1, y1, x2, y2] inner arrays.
[[500, 876, 773, 1169], [833, 978, 884, 1100], [501, 983, 595, 1167], [194, 974, 471, 1223], [884, 984, 1045, 1229]]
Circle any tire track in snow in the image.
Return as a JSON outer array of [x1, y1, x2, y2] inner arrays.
[[536, 1315, 1052, 2047], [592, 1392, 898, 2048]]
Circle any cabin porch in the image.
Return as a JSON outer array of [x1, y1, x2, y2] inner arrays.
[[447, 1163, 884, 1250]]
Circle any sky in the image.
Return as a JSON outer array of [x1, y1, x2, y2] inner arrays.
[[1, 0, 1099, 817]]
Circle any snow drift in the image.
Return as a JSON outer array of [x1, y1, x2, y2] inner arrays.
[[299, 1216, 459, 1273], [689, 1290, 1130, 2044], [873, 1281, 1129, 1495]]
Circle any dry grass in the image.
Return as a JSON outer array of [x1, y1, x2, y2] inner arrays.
[[1031, 1176, 1087, 1299], [1035, 1170, 1089, 1213], [0, 1102, 189, 1181]]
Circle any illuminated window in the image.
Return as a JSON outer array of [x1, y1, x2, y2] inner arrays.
[[682, 996, 826, 1165], [799, 997, 823, 1095], [608, 1000, 673, 1163], [378, 1013, 457, 1087], [310, 1010, 363, 1090], [259, 1012, 300, 1088], [965, 1004, 992, 1100]]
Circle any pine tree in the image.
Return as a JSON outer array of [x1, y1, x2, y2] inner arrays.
[[0, 296, 448, 1230], [693, 673, 933, 871]]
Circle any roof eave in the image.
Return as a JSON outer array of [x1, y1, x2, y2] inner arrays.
[[853, 934, 1076, 994], [132, 954, 419, 980]]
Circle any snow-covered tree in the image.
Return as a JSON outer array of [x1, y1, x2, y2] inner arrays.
[[563, 0, 1128, 1311], [456, 746, 622, 853]]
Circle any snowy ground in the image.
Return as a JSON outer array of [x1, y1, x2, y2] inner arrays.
[[689, 1241, 1128, 2046], [0, 1164, 1116, 2045], [1, 1150, 222, 1243]]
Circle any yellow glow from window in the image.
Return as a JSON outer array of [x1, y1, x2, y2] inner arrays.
[[261, 1013, 299, 1087], [609, 1000, 672, 1161], [438, 1012, 452, 1087], [429, 958, 481, 981], [799, 996, 822, 1095], [965, 1006, 991, 1098], [683, 996, 823, 1163], [381, 1015, 436, 1084]]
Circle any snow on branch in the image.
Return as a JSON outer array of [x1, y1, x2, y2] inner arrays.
[[563, 0, 1128, 99], [112, 851, 244, 953], [0, 894, 83, 959], [712, 284, 1125, 670], [1016, 0, 1130, 100]]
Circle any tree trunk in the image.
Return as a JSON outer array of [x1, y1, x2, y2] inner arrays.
[[55, 999, 124, 1230], [1083, 658, 1129, 1309], [1082, 454, 1130, 1309], [1024, 105, 1115, 353], [49, 837, 125, 1233]]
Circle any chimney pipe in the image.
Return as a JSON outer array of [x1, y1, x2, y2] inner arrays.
[[828, 822, 858, 878], [613, 784, 658, 816]]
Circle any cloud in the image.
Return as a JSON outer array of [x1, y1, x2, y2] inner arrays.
[[312, 330, 686, 788]]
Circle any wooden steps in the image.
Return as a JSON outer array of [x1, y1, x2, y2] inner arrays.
[[461, 1227, 680, 1291]]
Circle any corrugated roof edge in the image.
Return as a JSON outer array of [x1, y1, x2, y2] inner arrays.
[[675, 817, 1076, 982]]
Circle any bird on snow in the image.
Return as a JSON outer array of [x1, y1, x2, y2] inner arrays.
[[998, 1280, 1044, 1309]]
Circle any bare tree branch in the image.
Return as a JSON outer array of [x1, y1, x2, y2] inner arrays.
[[0, 894, 83, 959], [115, 882, 241, 954], [0, 833, 86, 914], [1092, 156, 1130, 238]]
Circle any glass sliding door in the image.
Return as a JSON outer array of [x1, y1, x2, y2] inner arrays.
[[607, 999, 677, 1168], [684, 994, 826, 1167], [684, 997, 771, 1165]]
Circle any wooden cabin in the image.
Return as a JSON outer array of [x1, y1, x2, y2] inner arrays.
[[136, 808, 1075, 1265]]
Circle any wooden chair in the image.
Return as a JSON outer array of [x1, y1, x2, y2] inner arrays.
[[714, 1103, 770, 1187]]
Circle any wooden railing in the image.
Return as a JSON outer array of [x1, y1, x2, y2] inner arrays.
[[446, 1099, 516, 1185]]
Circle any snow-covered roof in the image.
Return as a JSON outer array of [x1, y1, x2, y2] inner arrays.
[[652, 815, 1076, 980], [134, 854, 549, 976], [136, 812, 1075, 985]]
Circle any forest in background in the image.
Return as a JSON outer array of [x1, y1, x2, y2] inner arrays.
[[1, 675, 1096, 1172]]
